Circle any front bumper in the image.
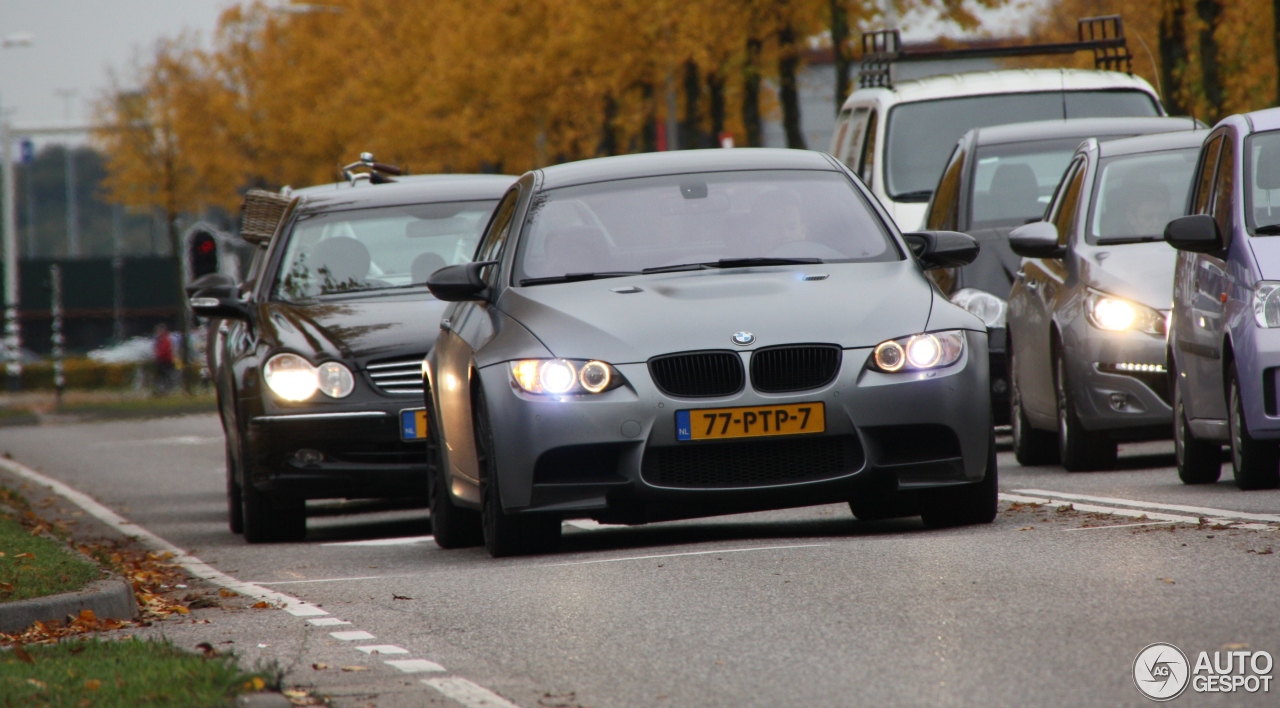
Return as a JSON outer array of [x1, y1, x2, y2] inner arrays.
[[1062, 318, 1171, 439], [1234, 323, 1280, 439], [479, 331, 992, 521]]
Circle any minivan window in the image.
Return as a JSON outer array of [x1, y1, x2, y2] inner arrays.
[[884, 90, 1159, 201], [1246, 130, 1280, 235], [969, 138, 1082, 230], [1088, 148, 1199, 244]]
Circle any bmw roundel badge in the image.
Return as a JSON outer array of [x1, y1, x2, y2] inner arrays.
[[731, 331, 756, 346]]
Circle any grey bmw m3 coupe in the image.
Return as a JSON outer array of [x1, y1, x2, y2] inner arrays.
[[422, 149, 997, 557]]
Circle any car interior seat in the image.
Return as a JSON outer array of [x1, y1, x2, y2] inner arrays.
[[411, 252, 448, 284], [310, 236, 371, 288], [985, 163, 1040, 222], [1255, 140, 1280, 222]]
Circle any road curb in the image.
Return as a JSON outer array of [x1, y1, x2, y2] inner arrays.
[[0, 577, 137, 634]]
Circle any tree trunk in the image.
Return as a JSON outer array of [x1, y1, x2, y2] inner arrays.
[[777, 17, 807, 149], [707, 71, 726, 146], [742, 37, 763, 147], [830, 0, 851, 111], [597, 96, 618, 157], [1273, 0, 1280, 106], [680, 60, 702, 150], [641, 82, 658, 153], [168, 205, 192, 395], [1195, 0, 1224, 122], [1159, 0, 1190, 115]]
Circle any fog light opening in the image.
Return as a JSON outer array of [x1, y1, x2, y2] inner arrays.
[[293, 448, 324, 467], [1109, 393, 1129, 411]]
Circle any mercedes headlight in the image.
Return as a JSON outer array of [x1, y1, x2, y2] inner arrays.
[[1085, 290, 1165, 335], [264, 354, 354, 401], [509, 359, 623, 395], [950, 288, 1006, 329], [869, 331, 966, 372], [1254, 281, 1280, 327]]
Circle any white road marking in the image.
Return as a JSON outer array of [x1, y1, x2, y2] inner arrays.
[[563, 519, 623, 530], [93, 435, 222, 447], [0, 457, 328, 617], [321, 535, 435, 547], [307, 617, 350, 626], [540, 543, 829, 568], [1059, 522, 1175, 532], [386, 659, 446, 673], [251, 574, 414, 585], [999, 493, 1201, 524], [1012, 488, 1280, 524], [423, 677, 522, 708], [330, 630, 375, 641], [357, 645, 409, 655]]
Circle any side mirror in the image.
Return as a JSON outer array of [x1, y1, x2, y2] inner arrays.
[[1164, 214, 1224, 253], [190, 290, 254, 322], [185, 272, 238, 299], [425, 260, 497, 301], [1008, 221, 1065, 258], [902, 231, 980, 270]]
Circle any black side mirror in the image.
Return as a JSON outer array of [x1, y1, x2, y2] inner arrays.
[[902, 231, 980, 270], [185, 272, 238, 299], [426, 260, 497, 301], [190, 290, 254, 322], [1164, 215, 1224, 253], [1008, 221, 1065, 258]]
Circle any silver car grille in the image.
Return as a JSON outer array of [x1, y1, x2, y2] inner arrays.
[[366, 355, 425, 395]]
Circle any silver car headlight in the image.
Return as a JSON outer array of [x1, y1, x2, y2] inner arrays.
[[950, 288, 1006, 329], [1253, 281, 1280, 327], [869, 331, 966, 373], [1084, 290, 1165, 335], [509, 359, 624, 395], [264, 354, 354, 401]]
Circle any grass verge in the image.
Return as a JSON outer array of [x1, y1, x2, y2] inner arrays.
[[57, 392, 218, 421], [0, 637, 273, 707], [0, 508, 99, 603]]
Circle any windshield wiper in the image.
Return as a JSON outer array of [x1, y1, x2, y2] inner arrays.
[[1256, 224, 1280, 235], [641, 263, 715, 274], [714, 257, 822, 268], [1095, 236, 1164, 245], [893, 190, 934, 202], [519, 271, 639, 286]]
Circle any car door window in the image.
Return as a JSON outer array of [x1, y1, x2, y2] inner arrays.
[[926, 146, 965, 231], [1192, 136, 1223, 216], [858, 110, 878, 187], [1051, 159, 1086, 246], [1211, 137, 1235, 249]]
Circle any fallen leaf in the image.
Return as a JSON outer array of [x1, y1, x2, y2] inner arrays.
[[83, 679, 101, 691], [1160, 578, 1176, 584], [252, 601, 271, 609], [392, 594, 412, 600], [0, 581, 13, 593], [284, 690, 309, 698], [15, 552, 33, 559], [311, 662, 328, 670], [1017, 526, 1034, 531], [1056, 504, 1074, 513], [218, 588, 238, 598], [26, 678, 45, 689], [13, 645, 34, 664], [1249, 547, 1274, 555], [243, 676, 266, 691], [195, 642, 217, 657], [341, 666, 369, 672], [1222, 642, 1250, 650]]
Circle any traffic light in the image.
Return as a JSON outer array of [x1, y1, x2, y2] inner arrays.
[[189, 231, 219, 279]]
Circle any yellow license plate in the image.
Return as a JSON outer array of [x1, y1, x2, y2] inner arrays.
[[676, 402, 825, 441]]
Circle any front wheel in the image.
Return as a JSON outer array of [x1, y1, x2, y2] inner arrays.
[[474, 388, 561, 557], [428, 401, 483, 549], [1174, 376, 1221, 484], [1055, 352, 1116, 472], [1229, 365, 1280, 490], [239, 436, 306, 544], [226, 438, 244, 534], [920, 431, 998, 528]]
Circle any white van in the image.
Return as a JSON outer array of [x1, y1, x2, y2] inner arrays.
[[830, 22, 1164, 231]]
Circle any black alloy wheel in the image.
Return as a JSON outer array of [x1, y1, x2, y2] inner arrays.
[[427, 400, 483, 549], [1228, 364, 1280, 490], [1055, 352, 1116, 472], [225, 438, 244, 534], [1009, 348, 1057, 466], [473, 387, 561, 557], [238, 434, 307, 544], [919, 430, 998, 528], [1174, 375, 1221, 484]]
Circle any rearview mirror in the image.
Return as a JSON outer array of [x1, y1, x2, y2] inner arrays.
[[189, 290, 254, 322], [902, 231, 980, 270], [426, 260, 497, 301], [1008, 221, 1064, 258], [1164, 215, 1224, 253]]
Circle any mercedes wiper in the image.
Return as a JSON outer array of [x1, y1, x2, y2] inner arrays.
[[519, 271, 640, 286], [1255, 224, 1280, 235], [641, 263, 715, 274], [714, 257, 822, 268], [1095, 236, 1163, 245]]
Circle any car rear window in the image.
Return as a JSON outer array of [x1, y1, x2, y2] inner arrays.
[[1088, 148, 1199, 244], [515, 170, 898, 283]]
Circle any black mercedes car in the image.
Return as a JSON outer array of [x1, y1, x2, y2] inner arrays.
[[191, 172, 515, 542]]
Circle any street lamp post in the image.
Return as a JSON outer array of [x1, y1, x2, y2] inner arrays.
[[2, 32, 33, 389]]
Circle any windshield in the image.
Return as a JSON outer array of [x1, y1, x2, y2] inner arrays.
[[1088, 148, 1199, 244], [885, 90, 1159, 200], [515, 170, 898, 283], [969, 139, 1082, 230], [1247, 130, 1280, 235], [273, 200, 497, 301]]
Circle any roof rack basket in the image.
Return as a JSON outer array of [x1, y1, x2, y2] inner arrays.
[[858, 15, 1133, 89]]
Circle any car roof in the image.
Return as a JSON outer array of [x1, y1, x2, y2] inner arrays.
[[971, 117, 1198, 146], [846, 68, 1158, 107], [537, 148, 837, 191], [1246, 106, 1280, 133], [1095, 129, 1208, 158], [293, 174, 516, 212]]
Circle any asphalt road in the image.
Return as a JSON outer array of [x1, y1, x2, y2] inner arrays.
[[3, 413, 1279, 707]]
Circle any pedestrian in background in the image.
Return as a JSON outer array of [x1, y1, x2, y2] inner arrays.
[[153, 323, 175, 394]]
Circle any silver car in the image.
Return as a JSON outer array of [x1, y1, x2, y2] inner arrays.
[[423, 149, 996, 557]]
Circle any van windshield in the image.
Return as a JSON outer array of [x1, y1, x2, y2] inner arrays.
[[885, 90, 1159, 201]]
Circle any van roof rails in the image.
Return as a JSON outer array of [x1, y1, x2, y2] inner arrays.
[[858, 15, 1132, 89], [340, 152, 406, 185]]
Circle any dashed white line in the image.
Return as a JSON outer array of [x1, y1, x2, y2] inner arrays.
[[999, 493, 1200, 524], [1059, 521, 1176, 531], [423, 677, 522, 708], [1013, 489, 1280, 524], [321, 535, 436, 547], [540, 543, 829, 567], [357, 645, 409, 655], [251, 574, 413, 585], [386, 659, 446, 673], [307, 617, 350, 626], [330, 630, 376, 641]]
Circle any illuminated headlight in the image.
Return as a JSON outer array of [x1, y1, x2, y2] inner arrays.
[[950, 288, 1006, 329], [510, 359, 623, 395], [870, 331, 965, 372], [1254, 281, 1280, 327], [264, 354, 355, 401], [1085, 291, 1165, 335]]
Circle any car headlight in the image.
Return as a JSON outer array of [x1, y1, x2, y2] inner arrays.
[[869, 331, 966, 372], [264, 354, 354, 401], [950, 288, 1006, 329], [1254, 281, 1280, 327], [509, 359, 624, 395], [1085, 290, 1165, 335]]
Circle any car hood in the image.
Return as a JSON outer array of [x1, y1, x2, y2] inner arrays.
[[1249, 236, 1280, 281], [261, 291, 447, 365], [497, 261, 935, 363], [1078, 242, 1177, 310], [956, 226, 1020, 299]]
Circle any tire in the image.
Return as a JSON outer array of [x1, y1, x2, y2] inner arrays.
[[1229, 365, 1280, 490], [920, 431, 998, 528], [1009, 348, 1057, 466], [1174, 376, 1221, 484], [1055, 352, 1116, 472], [474, 387, 561, 557], [427, 401, 483, 549], [226, 439, 244, 534], [239, 436, 307, 544]]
